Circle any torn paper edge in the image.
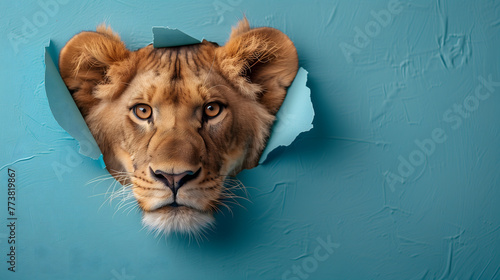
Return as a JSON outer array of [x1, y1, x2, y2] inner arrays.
[[152, 27, 202, 48], [259, 68, 314, 164], [44, 41, 105, 167]]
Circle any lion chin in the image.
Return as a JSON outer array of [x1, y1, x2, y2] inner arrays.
[[59, 18, 298, 235], [142, 207, 215, 235]]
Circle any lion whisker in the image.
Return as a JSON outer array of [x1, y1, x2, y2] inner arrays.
[[124, 203, 140, 216], [202, 52, 216, 87], [207, 84, 232, 92], [115, 198, 137, 217]]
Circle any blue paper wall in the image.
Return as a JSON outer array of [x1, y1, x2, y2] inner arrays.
[[1, 0, 499, 279]]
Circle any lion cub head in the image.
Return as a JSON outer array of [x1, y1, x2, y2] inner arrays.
[[59, 19, 298, 235]]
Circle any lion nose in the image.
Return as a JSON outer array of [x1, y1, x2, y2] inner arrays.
[[152, 168, 201, 194]]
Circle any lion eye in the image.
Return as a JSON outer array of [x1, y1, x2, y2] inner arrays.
[[133, 104, 152, 120], [204, 102, 223, 119]]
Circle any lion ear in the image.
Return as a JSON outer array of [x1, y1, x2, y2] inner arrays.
[[59, 25, 130, 93], [217, 18, 299, 115]]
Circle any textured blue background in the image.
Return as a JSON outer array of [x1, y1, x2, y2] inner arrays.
[[1, 0, 500, 279]]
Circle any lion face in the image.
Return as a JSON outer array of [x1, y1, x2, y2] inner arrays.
[[59, 19, 298, 235]]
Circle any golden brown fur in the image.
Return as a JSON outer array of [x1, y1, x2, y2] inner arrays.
[[59, 19, 298, 234]]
